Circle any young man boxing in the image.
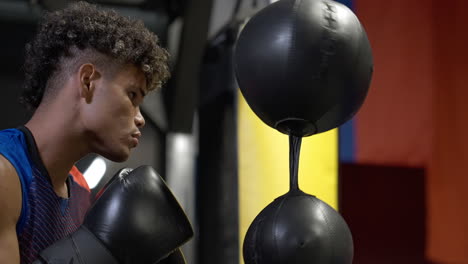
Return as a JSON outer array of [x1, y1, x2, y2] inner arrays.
[[0, 2, 175, 263]]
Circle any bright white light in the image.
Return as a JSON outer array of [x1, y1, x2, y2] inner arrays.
[[83, 157, 107, 189], [270, 0, 280, 3], [173, 133, 192, 154]]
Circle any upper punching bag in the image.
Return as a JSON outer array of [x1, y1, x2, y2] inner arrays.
[[234, 0, 373, 137]]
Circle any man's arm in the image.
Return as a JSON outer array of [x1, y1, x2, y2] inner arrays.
[[0, 154, 22, 264]]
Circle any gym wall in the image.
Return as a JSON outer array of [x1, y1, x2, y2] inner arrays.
[[341, 0, 468, 263]]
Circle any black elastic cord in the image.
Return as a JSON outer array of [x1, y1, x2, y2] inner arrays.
[[289, 135, 302, 191]]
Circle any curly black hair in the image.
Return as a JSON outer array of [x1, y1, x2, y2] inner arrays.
[[21, 1, 170, 109]]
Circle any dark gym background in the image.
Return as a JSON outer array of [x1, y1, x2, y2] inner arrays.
[[0, 0, 467, 264]]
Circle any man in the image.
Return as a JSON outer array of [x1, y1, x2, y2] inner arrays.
[[0, 2, 170, 263]]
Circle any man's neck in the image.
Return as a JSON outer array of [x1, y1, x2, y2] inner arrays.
[[25, 104, 90, 197]]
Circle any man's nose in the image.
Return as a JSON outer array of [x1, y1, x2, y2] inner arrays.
[[135, 107, 145, 128]]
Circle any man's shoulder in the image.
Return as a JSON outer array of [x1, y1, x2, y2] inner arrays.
[[0, 128, 22, 136], [0, 154, 19, 180], [0, 128, 28, 163], [0, 128, 24, 147], [0, 128, 32, 188], [0, 154, 22, 222]]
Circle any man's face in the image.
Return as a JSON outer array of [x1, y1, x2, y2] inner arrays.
[[81, 64, 147, 162]]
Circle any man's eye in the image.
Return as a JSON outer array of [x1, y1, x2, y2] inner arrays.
[[129, 92, 137, 100]]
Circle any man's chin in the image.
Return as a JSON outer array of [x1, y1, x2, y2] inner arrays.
[[102, 149, 130, 163], [111, 155, 130, 163]]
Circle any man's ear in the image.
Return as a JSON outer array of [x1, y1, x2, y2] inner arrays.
[[78, 63, 101, 103]]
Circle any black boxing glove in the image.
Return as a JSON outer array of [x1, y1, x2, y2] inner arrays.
[[157, 248, 186, 264], [33, 166, 194, 264]]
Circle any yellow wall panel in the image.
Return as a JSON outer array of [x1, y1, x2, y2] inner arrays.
[[238, 92, 338, 263]]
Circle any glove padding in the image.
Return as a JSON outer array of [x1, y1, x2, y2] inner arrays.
[[33, 166, 193, 264]]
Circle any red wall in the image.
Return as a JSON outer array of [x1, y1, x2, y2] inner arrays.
[[354, 0, 468, 262], [427, 0, 468, 262], [355, 0, 435, 167]]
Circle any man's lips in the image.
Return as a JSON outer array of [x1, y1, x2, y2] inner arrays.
[[131, 137, 139, 147], [131, 131, 141, 147]]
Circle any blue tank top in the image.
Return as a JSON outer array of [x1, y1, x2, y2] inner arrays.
[[0, 127, 91, 264]]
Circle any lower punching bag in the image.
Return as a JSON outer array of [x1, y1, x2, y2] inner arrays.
[[244, 192, 353, 264], [243, 137, 353, 264], [234, 0, 373, 263]]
